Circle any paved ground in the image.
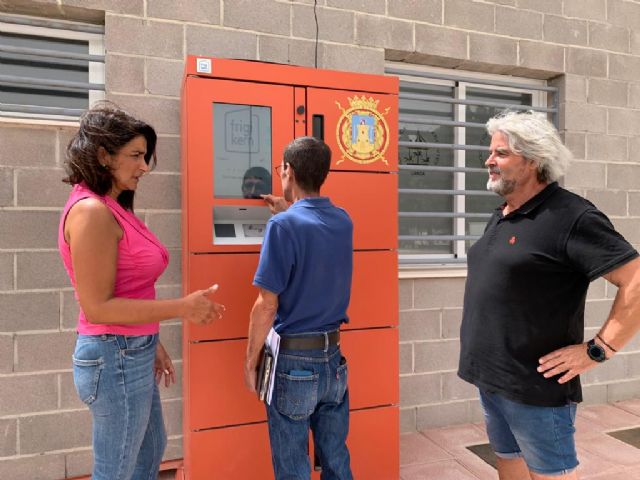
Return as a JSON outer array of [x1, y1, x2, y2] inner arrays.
[[401, 399, 640, 479]]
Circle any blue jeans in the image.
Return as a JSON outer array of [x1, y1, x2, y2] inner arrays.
[[267, 339, 352, 480], [480, 389, 578, 476], [73, 334, 167, 480]]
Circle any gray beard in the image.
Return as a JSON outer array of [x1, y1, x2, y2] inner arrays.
[[487, 177, 516, 196]]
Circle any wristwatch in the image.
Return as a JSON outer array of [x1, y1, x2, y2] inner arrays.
[[587, 339, 607, 363]]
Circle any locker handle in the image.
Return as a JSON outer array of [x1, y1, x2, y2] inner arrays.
[[312, 115, 324, 141]]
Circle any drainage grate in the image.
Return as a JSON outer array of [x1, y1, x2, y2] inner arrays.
[[466, 443, 498, 468], [607, 427, 640, 448]]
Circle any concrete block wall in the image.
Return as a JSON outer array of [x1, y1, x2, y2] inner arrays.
[[0, 0, 639, 477]]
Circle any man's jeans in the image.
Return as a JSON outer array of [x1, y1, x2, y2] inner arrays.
[[267, 341, 353, 480], [73, 334, 167, 480]]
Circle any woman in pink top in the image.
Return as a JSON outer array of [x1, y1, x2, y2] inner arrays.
[[59, 103, 224, 480]]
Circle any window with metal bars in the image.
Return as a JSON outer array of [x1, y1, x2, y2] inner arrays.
[[0, 14, 104, 121], [386, 63, 558, 266]]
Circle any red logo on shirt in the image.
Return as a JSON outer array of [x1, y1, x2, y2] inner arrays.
[[509, 236, 517, 245]]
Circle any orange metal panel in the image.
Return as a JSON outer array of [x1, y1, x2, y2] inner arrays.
[[184, 56, 399, 94], [187, 340, 266, 431], [346, 250, 398, 330], [307, 88, 398, 173], [323, 171, 398, 250], [341, 328, 399, 409], [348, 406, 399, 479], [185, 254, 259, 342], [183, 77, 291, 254], [294, 87, 306, 138], [188, 423, 273, 480]]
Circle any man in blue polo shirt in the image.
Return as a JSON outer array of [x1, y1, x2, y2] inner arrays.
[[244, 136, 354, 480], [459, 111, 640, 480]]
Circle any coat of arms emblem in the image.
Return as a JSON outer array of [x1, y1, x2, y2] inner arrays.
[[335, 96, 391, 165]]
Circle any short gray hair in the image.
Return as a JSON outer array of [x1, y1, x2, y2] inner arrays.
[[486, 110, 572, 183]]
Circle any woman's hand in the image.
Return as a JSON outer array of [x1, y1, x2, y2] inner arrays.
[[154, 341, 175, 388], [182, 284, 225, 325]]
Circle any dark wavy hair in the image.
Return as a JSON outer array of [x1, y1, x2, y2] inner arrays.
[[63, 102, 157, 211], [283, 136, 331, 193]]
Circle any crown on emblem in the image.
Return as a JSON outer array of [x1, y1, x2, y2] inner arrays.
[[348, 95, 379, 110]]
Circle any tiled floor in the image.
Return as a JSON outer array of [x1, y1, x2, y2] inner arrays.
[[401, 400, 640, 479]]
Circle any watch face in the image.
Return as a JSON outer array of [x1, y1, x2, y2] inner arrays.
[[587, 341, 606, 362]]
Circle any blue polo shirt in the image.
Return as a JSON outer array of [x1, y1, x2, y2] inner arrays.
[[253, 197, 353, 334]]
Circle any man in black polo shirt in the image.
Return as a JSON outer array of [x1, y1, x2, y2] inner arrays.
[[458, 111, 640, 480]]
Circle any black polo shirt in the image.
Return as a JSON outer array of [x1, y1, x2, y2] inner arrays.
[[458, 182, 638, 407]]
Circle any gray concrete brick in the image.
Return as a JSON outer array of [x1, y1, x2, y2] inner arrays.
[[586, 134, 628, 163], [145, 212, 181, 249], [105, 15, 183, 59], [64, 449, 93, 479], [553, 73, 586, 104], [135, 173, 180, 210], [587, 277, 607, 300], [562, 132, 586, 159], [400, 407, 417, 433], [442, 371, 476, 401], [106, 94, 180, 136], [413, 277, 468, 309], [59, 371, 84, 410], [607, 378, 640, 402], [159, 322, 182, 360], [414, 24, 468, 65], [629, 83, 640, 109], [588, 79, 628, 108], [0, 453, 65, 480], [609, 54, 640, 82], [585, 190, 628, 217], [224, 0, 290, 35], [62, 290, 80, 330], [584, 299, 614, 328], [292, 5, 354, 44], [566, 48, 607, 78], [559, 102, 607, 133], [154, 136, 181, 174], [105, 54, 145, 94], [543, 15, 587, 46], [355, 14, 413, 51], [0, 292, 59, 333], [517, 41, 564, 75], [186, 25, 258, 61], [607, 0, 640, 28], [399, 309, 440, 341], [588, 22, 629, 53], [16, 251, 69, 290], [388, 0, 442, 24], [0, 126, 57, 167], [564, 0, 607, 20], [0, 334, 12, 373], [610, 217, 640, 244], [416, 401, 470, 430], [0, 374, 58, 415], [516, 0, 562, 14], [156, 285, 182, 301], [632, 30, 640, 56], [495, 6, 543, 40], [442, 308, 462, 339], [444, 0, 494, 31], [581, 383, 608, 404], [628, 137, 640, 164], [0, 418, 17, 457], [258, 35, 319, 69], [469, 33, 517, 66], [147, 0, 220, 24], [0, 168, 12, 206], [399, 280, 413, 310], [16, 168, 69, 208], [159, 362, 182, 401], [0, 253, 12, 291], [15, 331, 76, 372], [157, 249, 181, 286], [630, 193, 640, 216], [608, 108, 640, 136], [400, 373, 441, 405], [162, 399, 182, 436], [326, 0, 385, 14], [322, 43, 384, 74], [414, 340, 459, 372], [562, 160, 606, 190], [146, 58, 183, 98], [58, 127, 77, 168], [400, 343, 413, 374], [61, 0, 142, 14], [19, 409, 92, 454], [582, 354, 627, 384], [164, 436, 183, 461]]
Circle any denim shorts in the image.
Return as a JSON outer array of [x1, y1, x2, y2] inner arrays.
[[479, 389, 578, 476]]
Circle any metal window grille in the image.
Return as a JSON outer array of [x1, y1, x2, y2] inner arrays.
[[385, 64, 558, 265], [0, 14, 105, 120]]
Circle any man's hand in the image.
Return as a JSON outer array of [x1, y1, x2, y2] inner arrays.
[[538, 343, 598, 384], [244, 362, 258, 393], [261, 194, 289, 214]]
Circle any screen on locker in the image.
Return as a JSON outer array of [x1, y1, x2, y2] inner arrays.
[[213, 103, 273, 199]]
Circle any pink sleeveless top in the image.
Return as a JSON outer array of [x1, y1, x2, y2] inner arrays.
[[58, 183, 169, 335]]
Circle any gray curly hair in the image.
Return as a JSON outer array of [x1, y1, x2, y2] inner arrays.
[[486, 110, 572, 183]]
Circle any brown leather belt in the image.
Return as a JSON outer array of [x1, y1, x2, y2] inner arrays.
[[279, 330, 340, 351]]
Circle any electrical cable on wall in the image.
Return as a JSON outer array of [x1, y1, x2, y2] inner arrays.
[[314, 0, 319, 68]]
